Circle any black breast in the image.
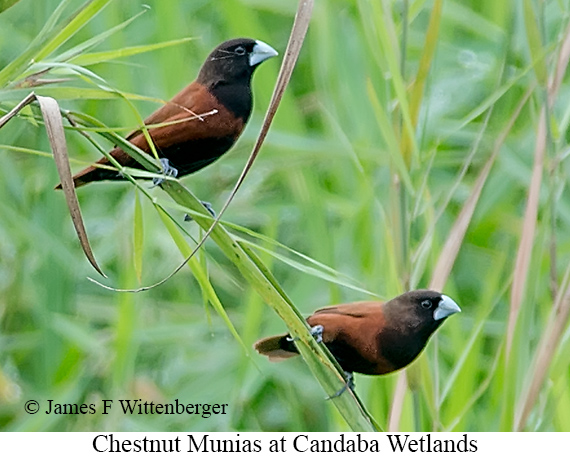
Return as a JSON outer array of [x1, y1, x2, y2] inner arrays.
[[209, 81, 253, 122], [161, 135, 238, 176], [377, 327, 433, 371], [324, 339, 380, 375]]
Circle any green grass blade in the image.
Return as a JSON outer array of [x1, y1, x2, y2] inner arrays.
[[366, 80, 415, 194], [156, 205, 247, 353], [69, 37, 197, 67], [0, 0, 21, 13], [160, 180, 377, 431], [54, 7, 149, 63], [0, 0, 114, 87], [523, 0, 547, 86], [402, 0, 442, 160], [133, 188, 144, 284]]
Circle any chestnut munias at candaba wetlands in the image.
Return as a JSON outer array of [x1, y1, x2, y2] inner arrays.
[[92, 433, 478, 454], [255, 290, 461, 391], [56, 38, 278, 189]]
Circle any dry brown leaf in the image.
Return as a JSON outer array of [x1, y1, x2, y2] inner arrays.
[[0, 92, 105, 277], [507, 22, 570, 360], [430, 87, 533, 292], [515, 273, 570, 430], [0, 92, 36, 128], [388, 371, 408, 431], [35, 95, 106, 277]]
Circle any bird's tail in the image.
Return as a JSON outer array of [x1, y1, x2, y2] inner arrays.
[[54, 164, 114, 190], [254, 334, 299, 361], [54, 171, 91, 190]]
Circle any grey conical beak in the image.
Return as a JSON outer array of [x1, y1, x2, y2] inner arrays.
[[434, 295, 461, 321], [249, 40, 278, 67]]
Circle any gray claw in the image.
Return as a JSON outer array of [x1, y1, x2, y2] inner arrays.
[[201, 201, 216, 218], [152, 158, 179, 187], [326, 371, 355, 400], [286, 324, 324, 344], [184, 201, 216, 222], [310, 325, 324, 344]]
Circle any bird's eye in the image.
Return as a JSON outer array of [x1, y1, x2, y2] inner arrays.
[[234, 46, 246, 55], [421, 300, 432, 309]]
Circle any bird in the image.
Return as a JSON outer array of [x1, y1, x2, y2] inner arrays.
[[254, 290, 461, 393], [56, 38, 278, 189]]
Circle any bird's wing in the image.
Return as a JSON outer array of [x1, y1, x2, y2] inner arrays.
[[306, 301, 392, 373], [124, 83, 204, 140], [311, 301, 384, 318], [307, 301, 386, 342], [125, 83, 244, 151], [64, 83, 243, 187]]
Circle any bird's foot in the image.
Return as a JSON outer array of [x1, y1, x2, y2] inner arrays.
[[286, 324, 324, 344], [152, 158, 179, 187], [184, 201, 216, 222], [326, 371, 355, 400], [310, 324, 324, 344]]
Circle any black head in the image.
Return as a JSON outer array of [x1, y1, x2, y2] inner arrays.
[[197, 38, 278, 87], [384, 289, 461, 335], [379, 289, 461, 370]]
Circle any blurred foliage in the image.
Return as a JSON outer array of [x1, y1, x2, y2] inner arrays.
[[1, 0, 570, 432], [0, 0, 20, 14]]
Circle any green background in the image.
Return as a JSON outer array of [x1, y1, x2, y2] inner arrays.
[[0, 0, 569, 431]]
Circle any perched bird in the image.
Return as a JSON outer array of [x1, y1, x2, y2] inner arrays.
[[56, 38, 278, 189], [254, 290, 460, 391]]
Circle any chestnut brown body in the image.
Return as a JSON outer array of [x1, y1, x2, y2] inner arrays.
[[255, 290, 461, 376], [57, 38, 278, 188]]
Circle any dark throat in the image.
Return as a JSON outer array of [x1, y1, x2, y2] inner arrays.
[[378, 325, 437, 370], [208, 79, 253, 122]]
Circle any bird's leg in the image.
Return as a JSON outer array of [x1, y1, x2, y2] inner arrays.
[[286, 324, 324, 343], [183, 201, 216, 222], [326, 371, 355, 400], [152, 158, 179, 187], [201, 201, 216, 218]]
